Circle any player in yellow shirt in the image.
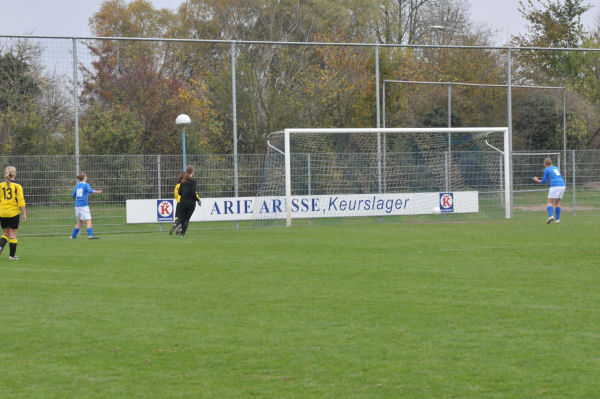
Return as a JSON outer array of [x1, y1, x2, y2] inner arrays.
[[169, 172, 184, 235], [0, 166, 27, 260]]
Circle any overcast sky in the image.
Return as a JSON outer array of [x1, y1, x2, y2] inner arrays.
[[0, 0, 598, 44]]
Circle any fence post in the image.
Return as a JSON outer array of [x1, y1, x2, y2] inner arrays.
[[307, 153, 312, 226], [500, 155, 504, 207], [382, 79, 387, 192], [572, 150, 576, 216], [157, 155, 162, 232], [445, 151, 450, 221], [447, 84, 452, 160], [375, 44, 382, 223], [72, 38, 80, 174], [507, 47, 514, 218], [231, 41, 239, 230], [563, 87, 567, 184]]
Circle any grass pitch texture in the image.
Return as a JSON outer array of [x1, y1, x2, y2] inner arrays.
[[1, 215, 599, 398]]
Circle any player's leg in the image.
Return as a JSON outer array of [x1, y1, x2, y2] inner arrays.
[[71, 220, 82, 239], [554, 198, 562, 223], [4, 216, 20, 259], [179, 217, 189, 238], [546, 196, 554, 224], [178, 203, 194, 238], [86, 218, 93, 236], [170, 203, 181, 235], [7, 227, 19, 260], [169, 221, 177, 235], [548, 186, 565, 224], [0, 221, 9, 254], [174, 207, 184, 235], [86, 218, 98, 239], [71, 206, 85, 239]]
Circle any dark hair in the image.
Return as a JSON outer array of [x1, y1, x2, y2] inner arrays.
[[182, 166, 194, 184], [76, 173, 86, 181], [176, 172, 185, 184]]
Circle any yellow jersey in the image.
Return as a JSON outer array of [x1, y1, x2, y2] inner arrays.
[[174, 183, 181, 203], [0, 180, 26, 218]]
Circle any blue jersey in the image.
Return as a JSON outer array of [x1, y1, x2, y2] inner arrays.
[[541, 166, 565, 187], [72, 182, 94, 207]]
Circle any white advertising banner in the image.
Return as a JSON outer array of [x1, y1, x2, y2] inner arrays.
[[126, 192, 478, 224]]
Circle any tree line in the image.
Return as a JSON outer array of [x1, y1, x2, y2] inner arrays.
[[1, 0, 599, 156]]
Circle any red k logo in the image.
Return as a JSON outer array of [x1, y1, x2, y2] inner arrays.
[[159, 201, 172, 215], [156, 199, 175, 222], [440, 193, 454, 211]]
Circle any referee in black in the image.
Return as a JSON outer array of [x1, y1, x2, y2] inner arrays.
[[177, 165, 201, 238]]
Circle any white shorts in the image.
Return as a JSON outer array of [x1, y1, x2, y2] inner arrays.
[[75, 206, 92, 221], [548, 186, 566, 199]]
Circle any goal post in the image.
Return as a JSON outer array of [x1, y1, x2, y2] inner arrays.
[[262, 127, 511, 226]]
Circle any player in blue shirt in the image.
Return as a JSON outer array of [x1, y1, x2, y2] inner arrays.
[[533, 157, 566, 224], [70, 173, 103, 239]]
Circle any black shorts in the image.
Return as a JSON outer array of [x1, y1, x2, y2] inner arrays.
[[0, 214, 20, 229], [179, 201, 196, 221]]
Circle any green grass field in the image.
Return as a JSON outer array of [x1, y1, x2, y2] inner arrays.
[[2, 215, 599, 398]]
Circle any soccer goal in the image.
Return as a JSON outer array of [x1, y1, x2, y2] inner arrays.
[[254, 127, 511, 226]]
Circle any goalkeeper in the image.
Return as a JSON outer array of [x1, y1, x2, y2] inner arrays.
[[169, 172, 184, 235], [176, 165, 201, 238], [533, 157, 565, 224]]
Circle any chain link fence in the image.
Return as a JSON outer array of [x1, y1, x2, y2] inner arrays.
[[1, 150, 597, 236], [1, 36, 599, 233]]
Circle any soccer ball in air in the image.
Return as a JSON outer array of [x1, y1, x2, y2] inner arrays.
[[432, 207, 442, 215]]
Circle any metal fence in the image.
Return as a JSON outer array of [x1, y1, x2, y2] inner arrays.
[[3, 150, 598, 236], [1, 35, 600, 234]]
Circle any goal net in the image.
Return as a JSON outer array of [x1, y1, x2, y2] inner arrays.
[[253, 127, 510, 226]]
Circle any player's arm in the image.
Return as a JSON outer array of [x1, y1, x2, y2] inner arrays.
[[88, 183, 102, 195], [540, 169, 549, 184], [191, 180, 201, 206], [533, 170, 548, 184], [16, 184, 26, 221]]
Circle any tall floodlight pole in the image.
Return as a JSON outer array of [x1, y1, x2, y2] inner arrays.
[[176, 114, 191, 169]]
